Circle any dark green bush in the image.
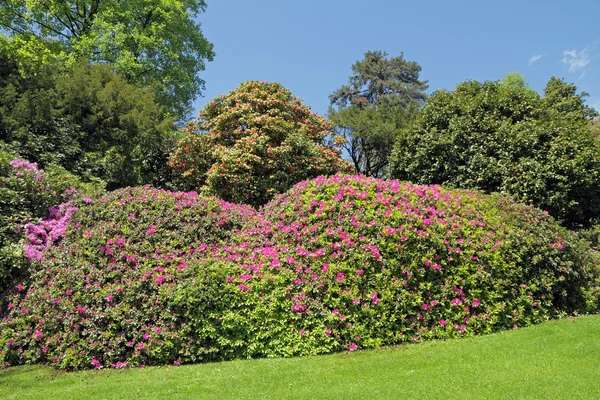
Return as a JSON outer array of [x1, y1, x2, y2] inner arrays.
[[0, 36, 179, 189], [389, 78, 600, 229]]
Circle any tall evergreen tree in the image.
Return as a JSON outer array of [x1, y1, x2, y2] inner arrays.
[[328, 51, 428, 177]]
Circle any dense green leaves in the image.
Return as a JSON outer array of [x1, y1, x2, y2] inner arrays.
[[0, 36, 179, 189], [0, 1, 214, 119], [390, 77, 600, 229], [170, 81, 351, 207]]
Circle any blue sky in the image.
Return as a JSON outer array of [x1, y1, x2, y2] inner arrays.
[[193, 0, 600, 118]]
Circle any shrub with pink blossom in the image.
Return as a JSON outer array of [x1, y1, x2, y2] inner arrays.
[[0, 148, 104, 302], [1, 176, 598, 370], [0, 186, 258, 369], [197, 175, 599, 358]]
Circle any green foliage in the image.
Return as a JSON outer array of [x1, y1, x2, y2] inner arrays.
[[0, 1, 214, 120], [0, 36, 179, 189], [544, 77, 598, 121], [0, 145, 104, 302], [169, 81, 352, 207], [390, 76, 600, 229], [1, 176, 597, 370], [328, 51, 428, 177], [499, 72, 532, 90]]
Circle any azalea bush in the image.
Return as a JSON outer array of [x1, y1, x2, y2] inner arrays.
[[204, 175, 599, 357], [1, 176, 598, 370], [0, 147, 104, 300], [0, 186, 258, 369], [169, 81, 352, 207]]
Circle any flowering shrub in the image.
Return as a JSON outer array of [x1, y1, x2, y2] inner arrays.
[[0, 147, 104, 300], [1, 176, 598, 370], [169, 81, 352, 207], [0, 186, 258, 369], [203, 175, 599, 357]]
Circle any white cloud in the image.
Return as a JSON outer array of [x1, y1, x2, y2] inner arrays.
[[561, 48, 591, 73], [528, 54, 542, 66]]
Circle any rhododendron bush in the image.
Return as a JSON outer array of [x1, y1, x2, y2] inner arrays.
[[169, 81, 352, 207], [1, 177, 598, 370]]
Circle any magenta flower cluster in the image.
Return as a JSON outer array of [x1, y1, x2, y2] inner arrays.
[[0, 176, 597, 370]]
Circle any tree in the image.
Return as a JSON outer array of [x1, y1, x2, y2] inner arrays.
[[0, 36, 178, 189], [169, 81, 352, 207], [389, 75, 600, 229], [328, 50, 428, 177], [0, 0, 214, 120], [544, 76, 598, 121]]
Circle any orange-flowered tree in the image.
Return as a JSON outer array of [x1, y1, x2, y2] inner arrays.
[[169, 81, 352, 207]]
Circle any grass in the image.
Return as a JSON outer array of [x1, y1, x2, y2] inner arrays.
[[1, 315, 599, 399]]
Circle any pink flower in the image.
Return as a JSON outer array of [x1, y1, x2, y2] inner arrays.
[[155, 275, 165, 284], [439, 320, 447, 327], [143, 333, 150, 341], [325, 329, 332, 336], [34, 331, 42, 340], [348, 343, 357, 351], [173, 360, 181, 366], [336, 272, 345, 282], [451, 298, 462, 306], [356, 269, 364, 275], [292, 302, 306, 312], [472, 299, 480, 308], [91, 359, 103, 369], [299, 330, 306, 336], [146, 225, 158, 235]]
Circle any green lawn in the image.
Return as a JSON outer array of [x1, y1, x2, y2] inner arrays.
[[1, 315, 599, 399]]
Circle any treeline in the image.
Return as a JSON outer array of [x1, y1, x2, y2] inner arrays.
[[1, 2, 599, 232]]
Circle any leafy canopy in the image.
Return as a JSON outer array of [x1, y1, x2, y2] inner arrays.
[[328, 51, 428, 177], [0, 0, 214, 120], [0, 36, 178, 189], [169, 81, 352, 207], [389, 75, 600, 229]]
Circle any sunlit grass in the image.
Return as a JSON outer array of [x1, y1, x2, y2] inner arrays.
[[1, 315, 599, 399]]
